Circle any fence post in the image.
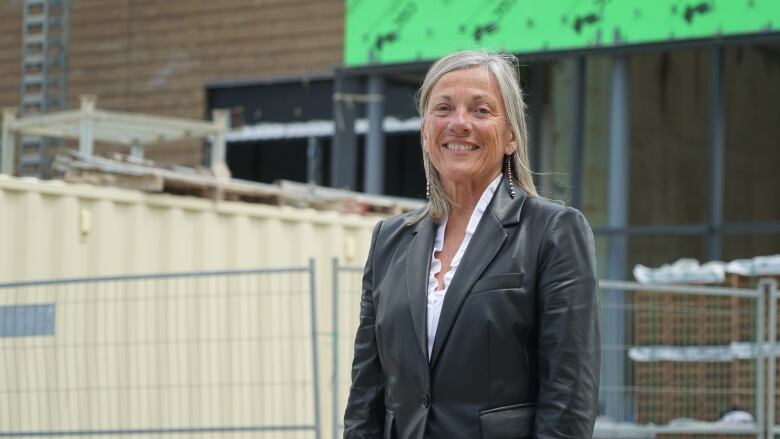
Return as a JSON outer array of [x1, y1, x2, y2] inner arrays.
[[332, 257, 340, 439], [757, 280, 767, 439], [762, 278, 779, 438], [308, 258, 322, 439]]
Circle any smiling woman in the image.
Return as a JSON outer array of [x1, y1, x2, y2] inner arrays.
[[344, 51, 600, 439], [422, 67, 516, 200]]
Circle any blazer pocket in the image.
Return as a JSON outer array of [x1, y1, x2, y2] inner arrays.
[[383, 410, 395, 439], [478, 402, 534, 439], [471, 273, 525, 295]]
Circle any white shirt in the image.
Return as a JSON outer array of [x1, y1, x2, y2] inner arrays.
[[426, 174, 501, 359]]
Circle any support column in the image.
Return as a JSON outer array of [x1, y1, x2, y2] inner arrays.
[[332, 73, 359, 190], [571, 57, 586, 209], [707, 46, 725, 261], [78, 94, 95, 157], [211, 109, 231, 178], [1, 108, 17, 175], [130, 140, 144, 160], [307, 136, 323, 185], [528, 63, 545, 188], [604, 55, 630, 421], [364, 75, 385, 194]]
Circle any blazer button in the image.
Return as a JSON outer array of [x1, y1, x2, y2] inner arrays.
[[420, 394, 430, 408]]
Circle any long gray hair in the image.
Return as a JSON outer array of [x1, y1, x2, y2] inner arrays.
[[409, 50, 537, 224]]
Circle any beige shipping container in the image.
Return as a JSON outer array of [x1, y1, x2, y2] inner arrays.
[[0, 174, 384, 438], [0, 175, 380, 281]]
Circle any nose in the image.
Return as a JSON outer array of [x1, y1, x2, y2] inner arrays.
[[448, 107, 472, 133]]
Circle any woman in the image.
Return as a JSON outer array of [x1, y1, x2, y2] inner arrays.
[[344, 50, 600, 439]]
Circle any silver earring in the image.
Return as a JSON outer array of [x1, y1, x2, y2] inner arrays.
[[424, 156, 431, 200], [505, 155, 516, 199]]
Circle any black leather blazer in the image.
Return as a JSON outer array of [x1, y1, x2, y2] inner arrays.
[[344, 179, 600, 439]]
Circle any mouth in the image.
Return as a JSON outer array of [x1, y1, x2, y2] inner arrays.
[[444, 143, 480, 151]]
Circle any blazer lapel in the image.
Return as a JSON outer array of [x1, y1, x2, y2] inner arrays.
[[429, 181, 522, 368], [406, 215, 435, 361], [429, 210, 506, 367]]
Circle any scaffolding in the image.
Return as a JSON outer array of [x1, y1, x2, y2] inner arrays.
[[2, 95, 230, 178], [20, 0, 70, 177]]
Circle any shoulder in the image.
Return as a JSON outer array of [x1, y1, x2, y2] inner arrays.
[[520, 196, 592, 238], [520, 196, 568, 225], [367, 206, 424, 248], [522, 195, 567, 217], [377, 206, 425, 234]]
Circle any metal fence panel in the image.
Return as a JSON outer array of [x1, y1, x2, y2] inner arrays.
[[0, 265, 321, 438], [331, 259, 364, 439], [332, 260, 779, 439], [595, 280, 767, 439], [765, 278, 779, 439]]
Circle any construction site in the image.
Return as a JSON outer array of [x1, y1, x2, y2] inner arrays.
[[1, 0, 780, 437]]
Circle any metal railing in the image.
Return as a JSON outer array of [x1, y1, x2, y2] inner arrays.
[[0, 263, 321, 438]]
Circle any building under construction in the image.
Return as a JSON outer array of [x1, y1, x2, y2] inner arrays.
[[1, 0, 779, 432]]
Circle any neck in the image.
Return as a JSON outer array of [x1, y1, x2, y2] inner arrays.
[[443, 172, 500, 218]]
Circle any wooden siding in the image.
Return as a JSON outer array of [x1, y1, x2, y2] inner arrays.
[[0, 0, 344, 166]]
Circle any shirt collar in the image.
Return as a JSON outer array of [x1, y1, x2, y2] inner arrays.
[[466, 173, 502, 235], [433, 173, 502, 251]]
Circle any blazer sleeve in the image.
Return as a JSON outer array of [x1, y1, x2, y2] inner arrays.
[[533, 207, 600, 438], [343, 220, 386, 438]]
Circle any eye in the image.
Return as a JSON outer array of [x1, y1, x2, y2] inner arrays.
[[433, 104, 450, 113], [475, 106, 492, 115]]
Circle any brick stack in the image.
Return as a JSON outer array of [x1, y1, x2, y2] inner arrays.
[[632, 274, 780, 433]]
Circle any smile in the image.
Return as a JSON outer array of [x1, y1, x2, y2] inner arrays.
[[444, 143, 479, 151]]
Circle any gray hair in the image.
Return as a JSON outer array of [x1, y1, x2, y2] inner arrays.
[[409, 50, 538, 224]]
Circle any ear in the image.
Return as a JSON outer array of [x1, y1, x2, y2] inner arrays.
[[504, 131, 517, 155], [421, 119, 431, 153]]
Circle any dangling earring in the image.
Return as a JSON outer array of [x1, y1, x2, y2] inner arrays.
[[505, 155, 516, 199], [424, 155, 431, 200]]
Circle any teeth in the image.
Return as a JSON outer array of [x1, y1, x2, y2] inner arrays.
[[446, 143, 478, 151]]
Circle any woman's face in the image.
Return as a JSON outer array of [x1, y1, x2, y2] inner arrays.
[[422, 66, 516, 190]]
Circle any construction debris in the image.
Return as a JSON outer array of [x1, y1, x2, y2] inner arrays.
[[54, 150, 424, 216]]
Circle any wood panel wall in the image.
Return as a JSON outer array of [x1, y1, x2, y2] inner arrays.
[[0, 0, 344, 166]]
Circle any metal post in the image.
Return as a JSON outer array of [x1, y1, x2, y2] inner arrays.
[[332, 72, 358, 190], [1, 108, 17, 175], [604, 55, 630, 420], [763, 278, 778, 437], [307, 136, 322, 185], [571, 57, 586, 209], [365, 76, 385, 194], [78, 94, 95, 157], [130, 140, 144, 160], [331, 257, 340, 439], [308, 258, 322, 439], [210, 109, 230, 178], [528, 63, 545, 188], [756, 280, 767, 439], [707, 46, 725, 261]]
